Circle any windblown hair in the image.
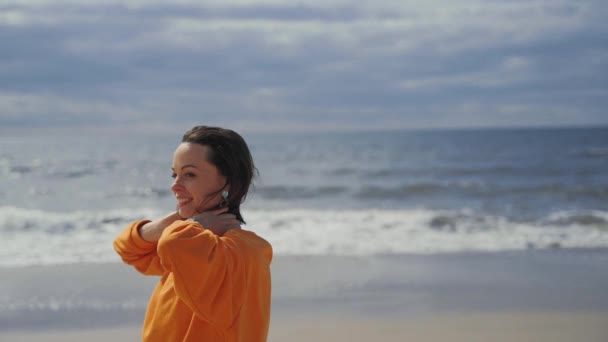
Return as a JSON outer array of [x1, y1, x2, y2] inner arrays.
[[182, 126, 257, 224]]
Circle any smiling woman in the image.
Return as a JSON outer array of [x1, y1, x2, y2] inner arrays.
[[113, 126, 272, 342], [171, 143, 228, 216]]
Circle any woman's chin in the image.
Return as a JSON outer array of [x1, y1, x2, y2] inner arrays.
[[178, 208, 195, 219]]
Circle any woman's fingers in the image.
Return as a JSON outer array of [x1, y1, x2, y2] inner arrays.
[[208, 207, 229, 216], [219, 217, 239, 224]]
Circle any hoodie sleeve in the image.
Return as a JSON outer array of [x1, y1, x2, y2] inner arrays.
[[156, 220, 252, 329], [113, 220, 165, 276]]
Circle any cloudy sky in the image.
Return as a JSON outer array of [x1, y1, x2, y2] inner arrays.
[[1, 0, 606, 132]]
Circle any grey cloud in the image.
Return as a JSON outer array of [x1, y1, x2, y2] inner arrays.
[[0, 1, 607, 130]]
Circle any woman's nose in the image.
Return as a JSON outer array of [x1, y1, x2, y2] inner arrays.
[[171, 177, 182, 191]]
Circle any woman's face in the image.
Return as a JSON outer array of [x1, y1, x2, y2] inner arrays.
[[171, 142, 227, 218]]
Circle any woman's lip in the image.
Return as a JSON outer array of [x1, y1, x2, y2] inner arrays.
[[177, 198, 193, 207]]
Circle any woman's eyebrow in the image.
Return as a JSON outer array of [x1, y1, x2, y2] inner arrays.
[[171, 165, 200, 170]]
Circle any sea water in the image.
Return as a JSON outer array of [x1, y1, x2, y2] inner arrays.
[[1, 127, 607, 266]]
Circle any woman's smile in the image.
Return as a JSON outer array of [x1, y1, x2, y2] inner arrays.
[[176, 196, 193, 207]]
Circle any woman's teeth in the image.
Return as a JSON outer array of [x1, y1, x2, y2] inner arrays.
[[178, 198, 193, 206]]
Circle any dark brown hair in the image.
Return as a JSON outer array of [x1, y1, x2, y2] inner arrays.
[[182, 125, 257, 224]]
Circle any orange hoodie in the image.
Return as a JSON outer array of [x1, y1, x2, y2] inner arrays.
[[113, 220, 273, 342]]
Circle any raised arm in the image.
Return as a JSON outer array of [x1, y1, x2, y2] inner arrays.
[[113, 212, 181, 276], [113, 209, 241, 276]]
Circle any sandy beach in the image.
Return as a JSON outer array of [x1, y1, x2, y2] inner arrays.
[[1, 249, 607, 341], [2, 312, 607, 342]]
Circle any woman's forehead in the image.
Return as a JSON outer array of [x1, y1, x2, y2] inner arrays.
[[173, 143, 210, 164]]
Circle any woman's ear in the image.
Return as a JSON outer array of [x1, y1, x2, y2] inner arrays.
[[219, 189, 229, 208]]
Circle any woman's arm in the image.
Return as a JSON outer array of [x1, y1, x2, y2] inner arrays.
[[115, 209, 240, 276], [113, 220, 165, 276], [113, 211, 183, 276], [138, 211, 182, 242], [139, 208, 240, 241]]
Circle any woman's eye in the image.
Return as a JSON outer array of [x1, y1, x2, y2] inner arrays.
[[171, 172, 196, 179]]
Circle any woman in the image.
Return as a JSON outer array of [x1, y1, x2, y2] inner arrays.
[[113, 126, 272, 342]]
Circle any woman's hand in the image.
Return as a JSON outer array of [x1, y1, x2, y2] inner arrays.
[[139, 211, 183, 242], [191, 208, 241, 236]]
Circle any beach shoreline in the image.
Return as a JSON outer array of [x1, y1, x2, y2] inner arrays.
[[1, 249, 607, 340]]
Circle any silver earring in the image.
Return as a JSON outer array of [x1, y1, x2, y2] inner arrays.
[[220, 190, 229, 207]]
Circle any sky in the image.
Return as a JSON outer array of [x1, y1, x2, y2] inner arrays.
[[0, 0, 607, 133]]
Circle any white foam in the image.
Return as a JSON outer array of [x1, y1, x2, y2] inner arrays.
[[246, 208, 608, 255], [1, 206, 608, 266], [0, 206, 160, 266]]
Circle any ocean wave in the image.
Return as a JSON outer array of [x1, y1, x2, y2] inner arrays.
[[104, 187, 172, 199], [325, 167, 359, 176], [356, 184, 456, 198], [325, 165, 590, 179], [356, 183, 608, 200], [0, 206, 158, 234], [9, 165, 35, 175], [1, 206, 608, 266], [0, 298, 144, 313], [49, 167, 97, 179], [2, 164, 36, 178], [575, 147, 608, 159], [1, 158, 120, 179], [251, 181, 608, 201], [522, 184, 608, 199], [251, 182, 608, 201], [254, 185, 348, 199], [362, 166, 527, 178], [123, 187, 172, 198], [251, 209, 608, 255], [544, 210, 608, 227]]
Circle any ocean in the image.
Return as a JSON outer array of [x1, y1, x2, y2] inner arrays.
[[1, 127, 608, 266]]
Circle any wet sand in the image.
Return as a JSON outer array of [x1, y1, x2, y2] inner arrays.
[[2, 312, 607, 342], [1, 249, 607, 341]]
